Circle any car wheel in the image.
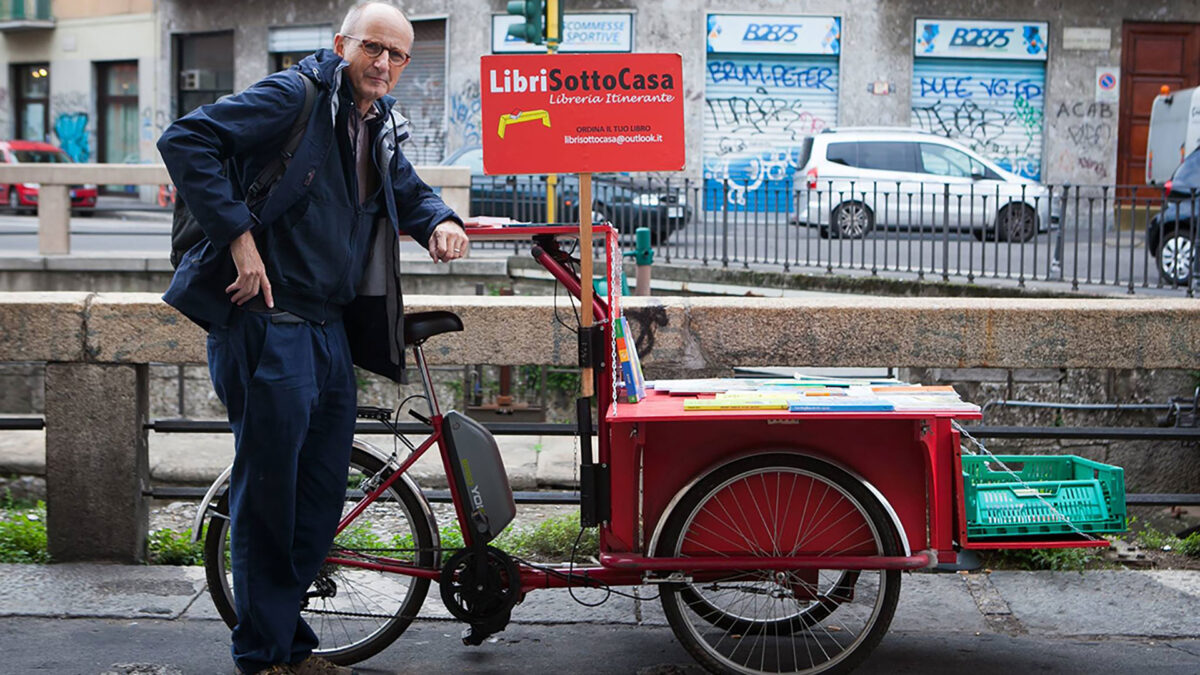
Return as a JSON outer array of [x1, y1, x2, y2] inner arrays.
[[831, 201, 873, 239], [7, 187, 20, 213], [996, 204, 1037, 243], [590, 204, 610, 225], [1157, 229, 1195, 285]]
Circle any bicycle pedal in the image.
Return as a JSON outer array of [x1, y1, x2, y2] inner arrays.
[[461, 625, 491, 646]]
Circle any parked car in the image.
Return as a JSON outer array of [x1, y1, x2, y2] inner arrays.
[[1147, 147, 1200, 285], [441, 145, 691, 243], [791, 128, 1053, 242], [0, 140, 98, 214]]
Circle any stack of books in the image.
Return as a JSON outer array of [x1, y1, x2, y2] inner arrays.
[[640, 375, 979, 413]]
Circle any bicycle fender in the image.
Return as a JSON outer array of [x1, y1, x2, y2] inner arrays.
[[189, 463, 234, 544]]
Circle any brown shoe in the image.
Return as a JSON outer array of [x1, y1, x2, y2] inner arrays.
[[292, 654, 358, 675], [237, 665, 295, 675]]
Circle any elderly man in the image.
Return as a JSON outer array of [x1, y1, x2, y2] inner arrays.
[[157, 2, 467, 673]]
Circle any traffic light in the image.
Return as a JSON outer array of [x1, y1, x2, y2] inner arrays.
[[506, 0, 544, 45]]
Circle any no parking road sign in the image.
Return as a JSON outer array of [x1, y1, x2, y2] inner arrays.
[[480, 53, 685, 175], [1096, 66, 1120, 104]]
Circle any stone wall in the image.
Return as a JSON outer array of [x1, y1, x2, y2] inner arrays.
[[2, 292, 1198, 493]]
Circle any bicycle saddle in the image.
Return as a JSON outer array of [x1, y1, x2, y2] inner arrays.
[[404, 311, 464, 345]]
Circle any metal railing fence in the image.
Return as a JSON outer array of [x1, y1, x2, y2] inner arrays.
[[469, 175, 1199, 296]]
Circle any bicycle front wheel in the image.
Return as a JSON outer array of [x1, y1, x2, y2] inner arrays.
[[657, 453, 901, 675], [204, 444, 437, 665]]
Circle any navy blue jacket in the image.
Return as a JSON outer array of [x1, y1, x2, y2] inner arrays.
[[158, 50, 461, 381]]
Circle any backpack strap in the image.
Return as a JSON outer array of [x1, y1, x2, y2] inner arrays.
[[245, 72, 318, 204]]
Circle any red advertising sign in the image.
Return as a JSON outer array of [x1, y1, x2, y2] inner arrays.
[[480, 53, 685, 175]]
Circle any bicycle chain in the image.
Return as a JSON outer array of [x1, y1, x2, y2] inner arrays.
[[608, 231, 621, 410], [303, 606, 418, 620], [952, 420, 1101, 541]]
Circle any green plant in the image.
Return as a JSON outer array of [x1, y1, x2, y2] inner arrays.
[[354, 367, 372, 393], [0, 502, 50, 564], [392, 523, 465, 556], [147, 528, 203, 566], [335, 524, 384, 552], [545, 368, 580, 397], [0, 482, 38, 511], [394, 514, 597, 563], [982, 545, 1103, 572], [1178, 532, 1200, 557], [1137, 523, 1174, 550], [516, 365, 542, 399], [494, 512, 598, 561], [1135, 522, 1200, 558]]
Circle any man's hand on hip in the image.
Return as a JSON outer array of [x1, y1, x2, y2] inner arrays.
[[428, 221, 470, 263], [226, 230, 274, 307]]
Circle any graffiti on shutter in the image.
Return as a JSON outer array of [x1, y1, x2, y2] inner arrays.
[[392, 19, 446, 164], [703, 54, 839, 211], [911, 58, 1046, 180]]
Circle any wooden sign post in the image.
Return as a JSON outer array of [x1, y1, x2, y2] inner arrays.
[[578, 172, 594, 397]]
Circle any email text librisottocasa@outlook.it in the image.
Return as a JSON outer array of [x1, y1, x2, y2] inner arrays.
[[564, 132, 664, 145]]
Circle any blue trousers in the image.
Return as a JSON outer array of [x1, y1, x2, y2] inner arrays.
[[207, 310, 356, 674]]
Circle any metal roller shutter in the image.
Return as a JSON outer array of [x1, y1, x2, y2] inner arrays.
[[703, 53, 839, 211], [392, 19, 446, 164], [911, 57, 1046, 180]]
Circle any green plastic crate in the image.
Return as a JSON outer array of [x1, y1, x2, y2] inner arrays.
[[962, 454, 1127, 539]]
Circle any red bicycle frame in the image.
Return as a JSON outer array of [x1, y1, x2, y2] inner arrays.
[[324, 223, 966, 597]]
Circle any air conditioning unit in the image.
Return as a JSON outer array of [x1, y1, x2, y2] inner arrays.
[[179, 69, 217, 91]]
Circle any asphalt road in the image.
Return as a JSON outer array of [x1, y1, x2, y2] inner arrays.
[[0, 204, 1187, 295], [1, 617, 1197, 675]]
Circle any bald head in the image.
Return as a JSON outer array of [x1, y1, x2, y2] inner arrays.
[[335, 1, 414, 113], [340, 1, 408, 36]]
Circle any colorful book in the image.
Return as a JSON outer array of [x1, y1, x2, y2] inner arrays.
[[683, 398, 790, 411], [614, 317, 646, 403], [870, 385, 958, 394], [788, 398, 895, 412]]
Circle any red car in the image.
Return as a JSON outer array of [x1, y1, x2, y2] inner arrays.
[[0, 140, 97, 213]]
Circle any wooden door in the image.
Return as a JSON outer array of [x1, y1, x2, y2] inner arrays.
[[1118, 23, 1200, 189]]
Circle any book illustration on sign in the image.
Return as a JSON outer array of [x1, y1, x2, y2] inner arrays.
[[497, 109, 551, 138]]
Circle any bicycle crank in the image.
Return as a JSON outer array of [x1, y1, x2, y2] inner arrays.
[[439, 545, 521, 645]]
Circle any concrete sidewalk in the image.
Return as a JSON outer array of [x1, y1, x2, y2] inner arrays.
[[0, 563, 1198, 673]]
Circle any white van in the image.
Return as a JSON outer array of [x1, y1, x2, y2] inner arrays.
[[1145, 86, 1200, 185]]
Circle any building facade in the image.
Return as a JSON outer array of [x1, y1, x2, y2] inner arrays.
[[0, 0, 158, 171], [153, 1, 1200, 208]]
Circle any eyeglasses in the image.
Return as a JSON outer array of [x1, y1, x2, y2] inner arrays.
[[343, 35, 411, 66]]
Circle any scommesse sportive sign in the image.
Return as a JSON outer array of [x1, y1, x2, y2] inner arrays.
[[480, 53, 685, 175]]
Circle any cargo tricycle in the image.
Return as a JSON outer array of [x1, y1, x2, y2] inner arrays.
[[193, 223, 1125, 674]]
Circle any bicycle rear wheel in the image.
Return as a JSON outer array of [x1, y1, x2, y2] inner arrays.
[[204, 445, 437, 665], [657, 453, 901, 675]]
